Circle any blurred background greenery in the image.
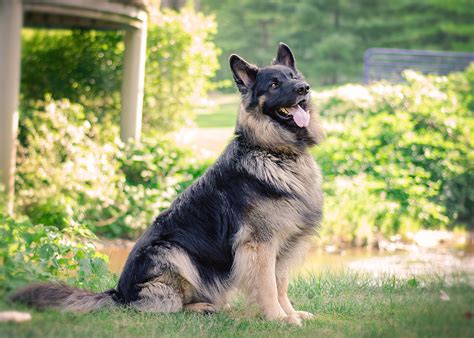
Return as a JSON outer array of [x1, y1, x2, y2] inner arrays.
[[1, 0, 473, 291], [202, 0, 474, 87]]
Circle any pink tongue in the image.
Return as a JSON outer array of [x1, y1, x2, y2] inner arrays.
[[287, 105, 310, 128]]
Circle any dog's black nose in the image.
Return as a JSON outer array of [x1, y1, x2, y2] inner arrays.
[[295, 82, 310, 95]]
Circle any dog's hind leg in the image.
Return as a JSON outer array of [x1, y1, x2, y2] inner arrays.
[[130, 279, 183, 313]]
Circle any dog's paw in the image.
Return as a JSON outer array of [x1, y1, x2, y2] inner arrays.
[[280, 314, 302, 326], [294, 310, 314, 320], [184, 302, 217, 314], [266, 309, 302, 326]]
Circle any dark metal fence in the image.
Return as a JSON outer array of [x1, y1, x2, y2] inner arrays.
[[363, 48, 474, 84]]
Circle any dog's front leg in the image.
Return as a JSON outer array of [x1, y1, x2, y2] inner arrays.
[[254, 242, 302, 326], [276, 262, 314, 321]]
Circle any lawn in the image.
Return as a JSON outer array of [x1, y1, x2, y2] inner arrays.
[[195, 94, 239, 129], [175, 93, 239, 157], [1, 272, 473, 338]]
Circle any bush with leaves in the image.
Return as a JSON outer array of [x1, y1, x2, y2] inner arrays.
[[21, 29, 123, 123], [143, 8, 220, 132], [16, 98, 126, 230], [0, 213, 114, 292], [320, 175, 401, 247], [91, 138, 211, 238], [313, 66, 474, 245], [16, 99, 210, 239], [20, 8, 219, 133]]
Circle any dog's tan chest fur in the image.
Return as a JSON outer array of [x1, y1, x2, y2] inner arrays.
[[232, 150, 322, 277]]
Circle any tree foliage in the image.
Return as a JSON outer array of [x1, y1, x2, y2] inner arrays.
[[201, 0, 474, 86]]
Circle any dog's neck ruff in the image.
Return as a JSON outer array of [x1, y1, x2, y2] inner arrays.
[[234, 130, 307, 160], [234, 135, 301, 160]]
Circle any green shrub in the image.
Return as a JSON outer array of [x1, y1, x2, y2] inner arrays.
[[21, 29, 123, 123], [0, 213, 114, 292], [320, 175, 399, 247], [143, 8, 220, 132], [16, 98, 126, 230], [16, 99, 209, 239], [91, 138, 210, 238], [313, 66, 474, 244], [20, 8, 220, 133]]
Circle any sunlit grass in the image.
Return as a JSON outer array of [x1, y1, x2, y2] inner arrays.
[[195, 94, 239, 128], [2, 272, 472, 338]]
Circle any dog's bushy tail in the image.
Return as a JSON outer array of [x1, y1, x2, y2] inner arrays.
[[9, 282, 118, 312]]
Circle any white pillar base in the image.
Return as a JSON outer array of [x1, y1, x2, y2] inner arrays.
[[0, 0, 23, 215]]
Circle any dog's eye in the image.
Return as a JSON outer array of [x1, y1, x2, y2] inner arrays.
[[270, 81, 280, 89]]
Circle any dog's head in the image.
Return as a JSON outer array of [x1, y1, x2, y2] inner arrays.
[[230, 43, 323, 153]]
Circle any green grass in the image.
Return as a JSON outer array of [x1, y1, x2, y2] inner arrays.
[[1, 272, 473, 338], [195, 94, 239, 128]]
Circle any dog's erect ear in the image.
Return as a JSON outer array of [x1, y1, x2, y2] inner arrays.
[[273, 42, 296, 70], [229, 54, 258, 94]]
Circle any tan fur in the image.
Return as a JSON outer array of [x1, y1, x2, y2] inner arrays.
[[253, 242, 286, 320], [61, 293, 115, 313], [231, 238, 258, 300], [276, 240, 315, 320], [237, 151, 322, 247], [184, 302, 217, 313], [246, 151, 321, 193], [232, 230, 315, 320], [238, 100, 324, 155], [166, 248, 202, 292], [238, 105, 297, 154], [133, 279, 182, 313], [9, 282, 116, 313], [167, 247, 231, 308], [275, 262, 294, 315], [232, 241, 303, 325]]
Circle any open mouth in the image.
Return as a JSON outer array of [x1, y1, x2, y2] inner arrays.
[[276, 103, 310, 128]]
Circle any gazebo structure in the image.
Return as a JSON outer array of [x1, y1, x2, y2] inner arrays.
[[0, 0, 149, 214]]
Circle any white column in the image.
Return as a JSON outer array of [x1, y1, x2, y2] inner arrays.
[[0, 0, 23, 215], [120, 16, 148, 142]]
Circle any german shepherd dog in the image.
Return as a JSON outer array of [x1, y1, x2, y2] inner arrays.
[[11, 43, 324, 326]]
